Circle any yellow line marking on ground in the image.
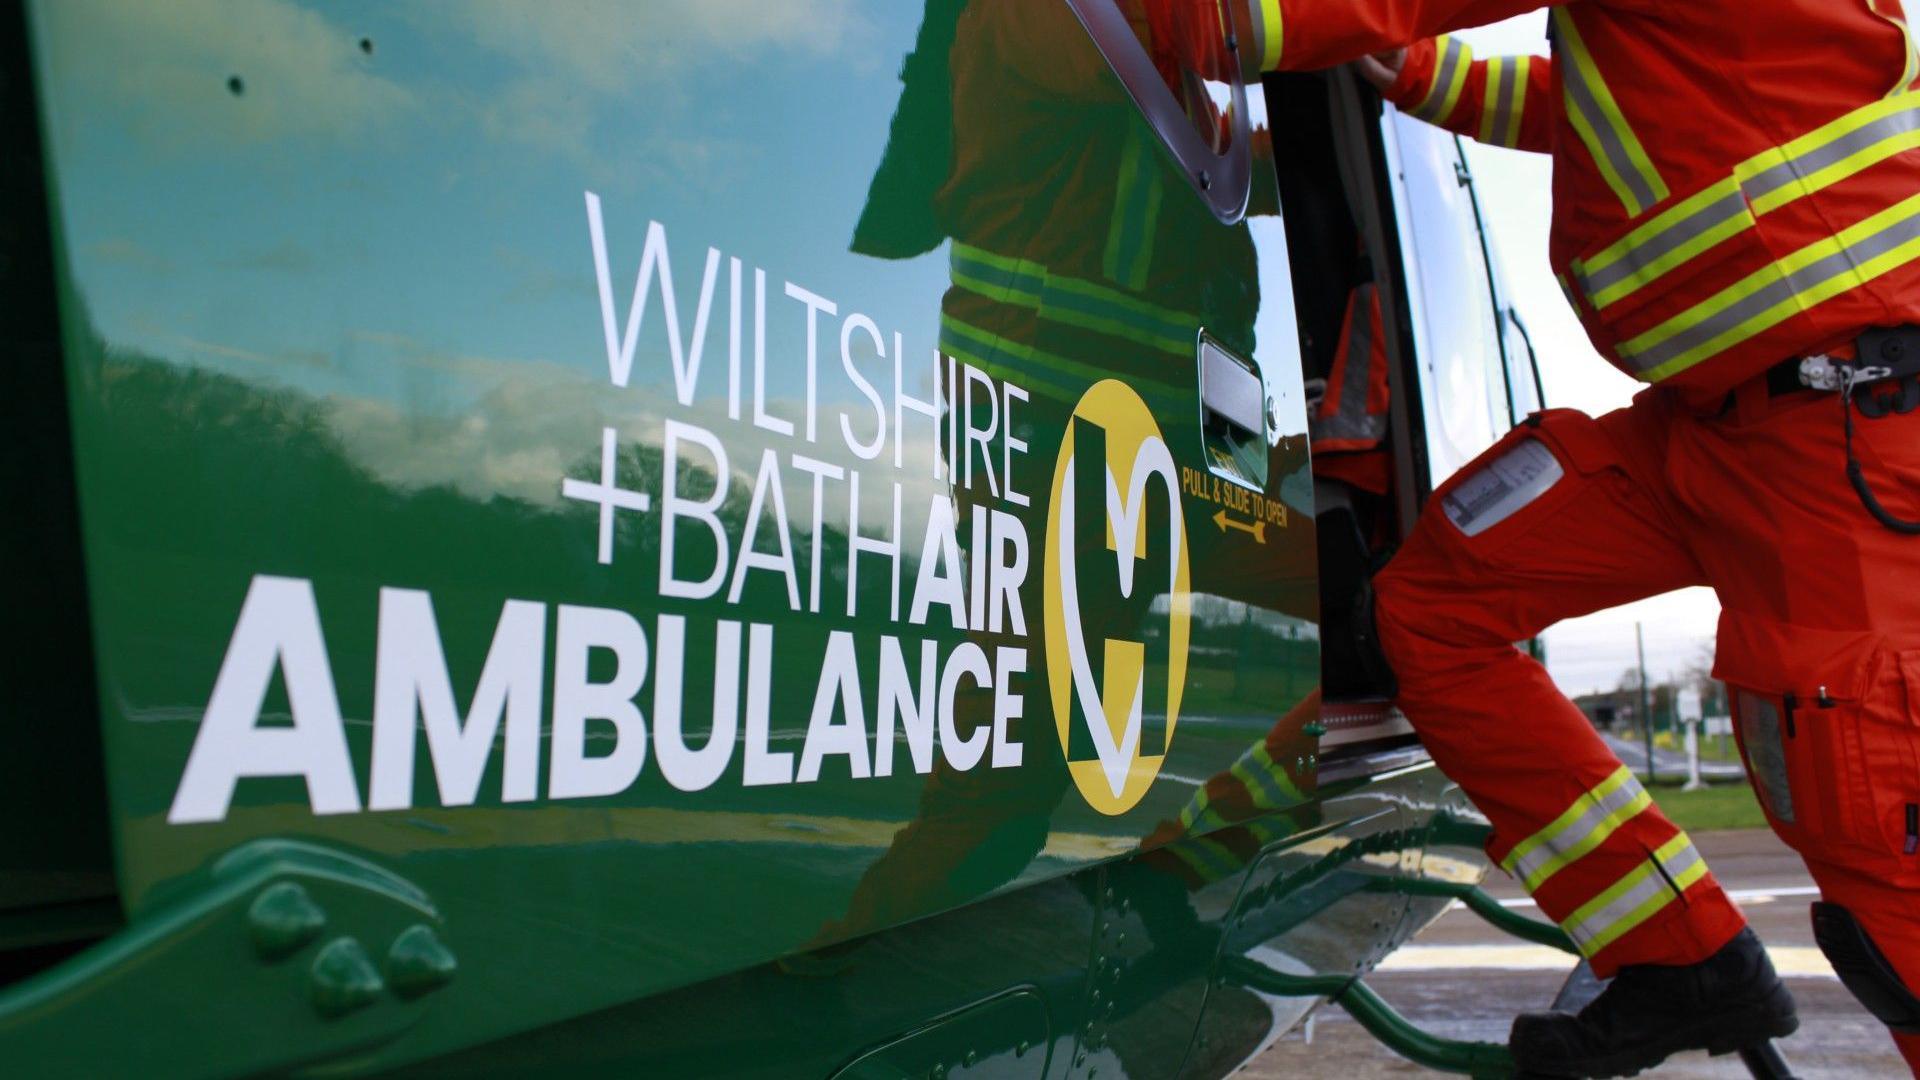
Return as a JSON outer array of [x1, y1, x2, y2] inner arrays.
[[1374, 944, 1835, 978]]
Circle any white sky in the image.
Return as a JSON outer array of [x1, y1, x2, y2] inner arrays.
[[1442, 13, 1720, 697]]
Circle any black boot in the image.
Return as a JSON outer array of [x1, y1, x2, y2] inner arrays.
[[1509, 928, 1799, 1078]]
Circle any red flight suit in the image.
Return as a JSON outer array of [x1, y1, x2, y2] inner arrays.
[[1310, 284, 1394, 496], [1261, 0, 1920, 1065]]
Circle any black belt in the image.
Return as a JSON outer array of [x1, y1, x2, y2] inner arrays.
[[1764, 357, 1810, 398], [1771, 328, 1920, 535]]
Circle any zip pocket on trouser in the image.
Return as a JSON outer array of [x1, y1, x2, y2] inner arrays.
[[1733, 651, 1920, 881]]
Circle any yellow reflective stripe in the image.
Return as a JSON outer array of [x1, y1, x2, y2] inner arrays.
[[1736, 92, 1920, 216], [1623, 190, 1920, 381], [951, 242, 1198, 356], [1410, 36, 1473, 124], [1554, 9, 1667, 215], [1500, 766, 1652, 891], [1477, 56, 1528, 149], [1573, 177, 1753, 310], [938, 313, 1099, 405], [1173, 788, 1236, 836], [1574, 93, 1920, 314], [1478, 57, 1506, 145], [1244, 815, 1289, 847], [1503, 56, 1530, 148], [1230, 741, 1306, 811], [1564, 834, 1705, 957], [1175, 835, 1243, 883], [1259, 0, 1283, 72]]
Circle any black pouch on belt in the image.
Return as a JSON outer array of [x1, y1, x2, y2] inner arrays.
[[1851, 328, 1920, 418]]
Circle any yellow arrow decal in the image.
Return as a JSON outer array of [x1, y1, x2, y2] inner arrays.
[[1212, 508, 1266, 544]]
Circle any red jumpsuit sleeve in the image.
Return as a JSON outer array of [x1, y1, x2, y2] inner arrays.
[[1267, 0, 1564, 72], [1385, 37, 1555, 154]]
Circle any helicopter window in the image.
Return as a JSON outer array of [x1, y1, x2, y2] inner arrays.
[[1384, 116, 1508, 479]]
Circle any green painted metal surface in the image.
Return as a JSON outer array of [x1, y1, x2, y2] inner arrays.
[[0, 1, 1501, 1075]]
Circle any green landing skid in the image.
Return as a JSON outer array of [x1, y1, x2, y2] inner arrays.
[[1233, 877, 1578, 1078]]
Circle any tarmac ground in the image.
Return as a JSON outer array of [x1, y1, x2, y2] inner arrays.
[[1243, 828, 1907, 1078]]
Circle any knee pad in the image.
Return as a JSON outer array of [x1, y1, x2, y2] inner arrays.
[[1813, 901, 1920, 1034]]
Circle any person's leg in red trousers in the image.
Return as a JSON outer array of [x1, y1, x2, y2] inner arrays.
[[1670, 385, 1920, 1075], [1374, 399, 1747, 974]]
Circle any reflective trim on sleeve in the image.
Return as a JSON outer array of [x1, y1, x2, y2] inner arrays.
[[1259, 0, 1283, 73], [1480, 56, 1528, 149], [1619, 190, 1920, 382], [1553, 8, 1667, 215], [1562, 833, 1709, 958], [1229, 740, 1307, 811], [1500, 766, 1654, 892], [1409, 35, 1473, 124]]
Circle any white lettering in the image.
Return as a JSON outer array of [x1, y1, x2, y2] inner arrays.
[[992, 646, 1026, 769], [938, 642, 992, 772], [784, 282, 836, 443], [583, 195, 718, 395], [962, 363, 1000, 496], [792, 453, 844, 615], [168, 576, 361, 824], [369, 590, 546, 810], [549, 605, 649, 800], [847, 472, 902, 621], [1003, 381, 1030, 508], [840, 314, 887, 461], [651, 615, 740, 792], [875, 636, 937, 777], [909, 499, 967, 630], [752, 267, 793, 436], [659, 420, 731, 601], [896, 343, 942, 476], [742, 622, 790, 785], [989, 508, 1029, 636], [797, 631, 871, 782], [728, 448, 801, 610]]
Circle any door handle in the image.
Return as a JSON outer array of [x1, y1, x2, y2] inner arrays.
[[1199, 333, 1268, 490]]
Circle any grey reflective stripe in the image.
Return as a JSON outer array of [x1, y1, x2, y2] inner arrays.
[[1622, 200, 1920, 373], [1561, 56, 1662, 214], [1741, 99, 1920, 206], [1309, 411, 1387, 445], [1506, 771, 1649, 887], [1577, 188, 1749, 299], [1659, 837, 1704, 885], [1310, 288, 1385, 444], [1566, 863, 1671, 951], [1411, 37, 1468, 122], [1488, 60, 1517, 146]]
